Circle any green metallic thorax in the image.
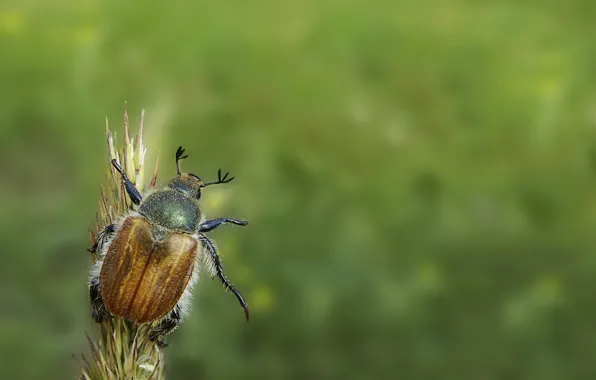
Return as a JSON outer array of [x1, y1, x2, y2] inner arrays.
[[138, 190, 202, 233]]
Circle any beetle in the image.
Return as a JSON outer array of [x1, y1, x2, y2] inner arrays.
[[88, 146, 248, 346]]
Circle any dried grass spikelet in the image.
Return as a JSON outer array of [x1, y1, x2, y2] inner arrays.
[[81, 104, 164, 380]]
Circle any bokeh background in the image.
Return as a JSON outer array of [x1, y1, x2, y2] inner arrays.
[[1, 0, 596, 379]]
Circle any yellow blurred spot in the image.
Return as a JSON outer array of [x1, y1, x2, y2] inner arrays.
[[0, 12, 23, 35], [74, 27, 98, 46], [537, 276, 560, 298], [539, 79, 559, 96], [416, 262, 441, 289], [251, 286, 276, 312]]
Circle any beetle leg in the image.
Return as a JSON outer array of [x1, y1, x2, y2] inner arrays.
[[198, 217, 248, 233], [111, 159, 143, 205], [87, 224, 115, 255], [89, 276, 109, 323], [200, 233, 250, 321], [150, 305, 182, 347]]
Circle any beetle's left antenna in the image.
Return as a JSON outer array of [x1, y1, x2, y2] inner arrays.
[[175, 146, 188, 175]]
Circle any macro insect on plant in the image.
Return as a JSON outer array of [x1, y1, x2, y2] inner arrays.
[[88, 146, 249, 346]]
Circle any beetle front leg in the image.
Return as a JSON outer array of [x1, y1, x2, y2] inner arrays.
[[198, 218, 248, 233], [200, 233, 249, 321], [89, 276, 109, 323], [150, 305, 181, 347], [111, 159, 143, 205]]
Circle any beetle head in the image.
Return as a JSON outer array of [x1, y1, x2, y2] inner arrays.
[[168, 146, 203, 199], [170, 146, 235, 199], [169, 173, 203, 199]]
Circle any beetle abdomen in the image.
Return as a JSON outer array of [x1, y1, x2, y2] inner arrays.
[[100, 216, 198, 323]]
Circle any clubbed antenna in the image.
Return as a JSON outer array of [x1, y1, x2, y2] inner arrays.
[[175, 146, 188, 175], [202, 168, 235, 187]]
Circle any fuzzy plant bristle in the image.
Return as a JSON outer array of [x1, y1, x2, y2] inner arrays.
[[81, 104, 164, 380]]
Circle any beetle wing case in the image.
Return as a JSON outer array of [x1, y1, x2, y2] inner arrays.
[[100, 216, 198, 323]]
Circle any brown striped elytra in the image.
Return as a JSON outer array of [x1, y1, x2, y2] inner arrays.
[[100, 216, 198, 323], [88, 146, 249, 346]]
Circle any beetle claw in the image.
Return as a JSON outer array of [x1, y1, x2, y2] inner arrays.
[[243, 305, 250, 322]]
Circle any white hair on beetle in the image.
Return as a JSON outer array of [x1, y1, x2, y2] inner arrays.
[[87, 212, 133, 286]]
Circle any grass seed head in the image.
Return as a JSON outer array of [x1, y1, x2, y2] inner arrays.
[[81, 105, 164, 380]]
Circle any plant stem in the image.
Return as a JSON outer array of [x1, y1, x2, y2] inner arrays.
[[81, 105, 164, 380]]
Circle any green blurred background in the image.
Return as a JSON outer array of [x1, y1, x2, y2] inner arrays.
[[1, 0, 596, 379]]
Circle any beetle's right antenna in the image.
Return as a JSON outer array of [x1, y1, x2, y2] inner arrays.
[[202, 168, 235, 187], [175, 146, 188, 175]]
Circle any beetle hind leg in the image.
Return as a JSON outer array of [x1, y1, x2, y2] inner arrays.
[[150, 305, 182, 347], [88, 224, 114, 323], [200, 233, 249, 321], [89, 276, 109, 323]]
